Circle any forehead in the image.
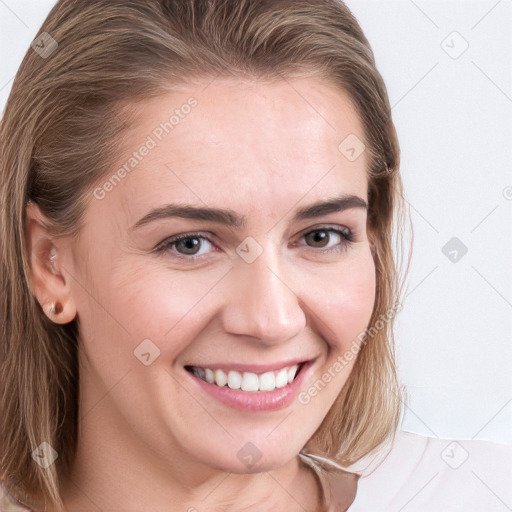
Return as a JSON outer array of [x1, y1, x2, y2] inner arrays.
[[100, 76, 369, 225]]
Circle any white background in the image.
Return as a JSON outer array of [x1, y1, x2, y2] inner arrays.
[[1, 0, 511, 445]]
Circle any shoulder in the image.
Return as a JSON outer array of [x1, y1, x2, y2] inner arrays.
[[0, 482, 32, 512], [346, 430, 512, 511]]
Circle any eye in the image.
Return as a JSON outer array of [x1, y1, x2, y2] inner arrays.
[[155, 232, 215, 259], [155, 226, 354, 261], [300, 226, 353, 253]]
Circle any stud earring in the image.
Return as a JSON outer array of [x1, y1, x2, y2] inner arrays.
[[46, 302, 60, 316]]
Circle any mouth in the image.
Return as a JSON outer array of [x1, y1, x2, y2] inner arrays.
[[183, 360, 313, 412], [184, 362, 304, 392]]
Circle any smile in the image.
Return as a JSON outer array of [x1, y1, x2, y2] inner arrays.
[[185, 363, 302, 392], [184, 360, 313, 412]]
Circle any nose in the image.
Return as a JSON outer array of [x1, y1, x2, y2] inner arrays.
[[220, 247, 306, 345]]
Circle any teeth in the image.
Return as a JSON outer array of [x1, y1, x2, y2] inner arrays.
[[205, 368, 215, 384], [227, 370, 241, 390], [192, 367, 206, 380], [189, 364, 301, 392], [241, 372, 259, 392], [275, 368, 288, 388], [287, 364, 299, 383], [259, 371, 275, 391], [215, 369, 227, 387]]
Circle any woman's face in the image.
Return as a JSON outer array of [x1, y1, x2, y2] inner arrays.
[[66, 76, 375, 474]]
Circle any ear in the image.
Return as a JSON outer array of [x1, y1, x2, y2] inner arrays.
[[25, 201, 77, 324]]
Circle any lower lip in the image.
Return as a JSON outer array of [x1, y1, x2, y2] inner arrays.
[[185, 361, 313, 412]]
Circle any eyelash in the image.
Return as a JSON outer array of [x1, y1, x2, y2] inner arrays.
[[155, 226, 354, 261]]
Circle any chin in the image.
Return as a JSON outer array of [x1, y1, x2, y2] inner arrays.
[[188, 432, 307, 474]]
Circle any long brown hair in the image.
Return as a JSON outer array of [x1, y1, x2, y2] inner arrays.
[[0, 1, 406, 509]]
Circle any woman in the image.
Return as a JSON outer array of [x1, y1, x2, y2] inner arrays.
[[0, 1, 405, 510]]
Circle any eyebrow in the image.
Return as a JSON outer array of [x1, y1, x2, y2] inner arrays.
[[131, 194, 367, 230]]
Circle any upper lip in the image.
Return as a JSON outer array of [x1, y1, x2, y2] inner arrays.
[[185, 358, 314, 374]]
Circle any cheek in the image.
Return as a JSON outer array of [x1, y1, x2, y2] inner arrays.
[[97, 259, 230, 353], [308, 249, 376, 350], [295, 250, 375, 413]]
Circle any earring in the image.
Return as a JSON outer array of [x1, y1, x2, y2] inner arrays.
[[46, 302, 60, 316]]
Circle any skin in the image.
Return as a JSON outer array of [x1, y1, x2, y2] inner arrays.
[[27, 76, 376, 511]]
